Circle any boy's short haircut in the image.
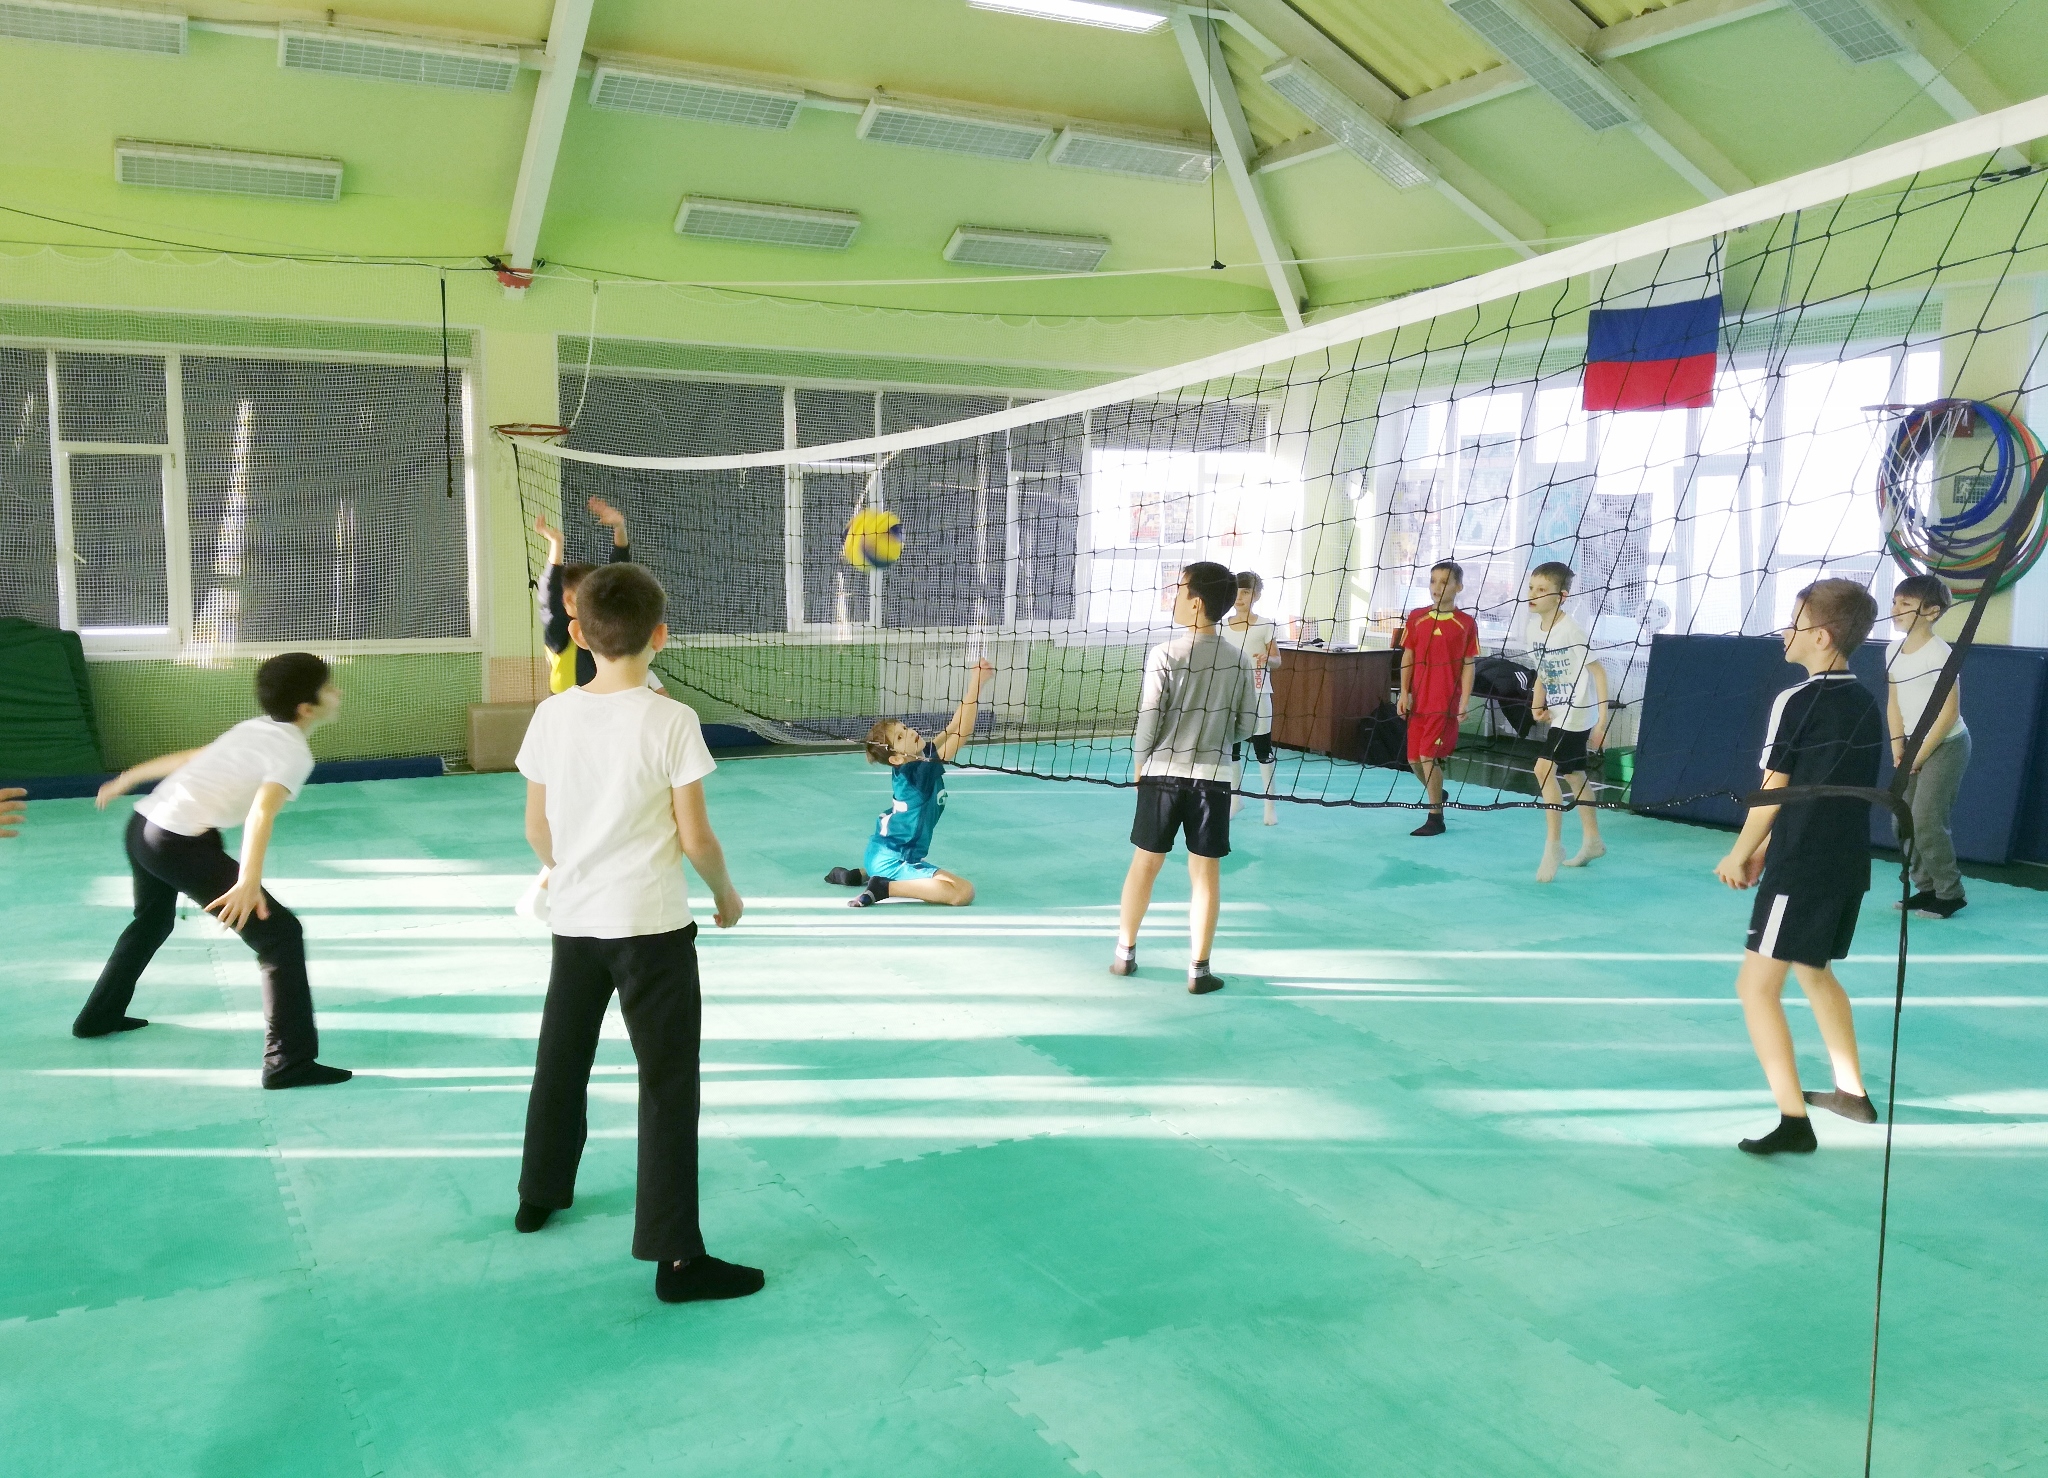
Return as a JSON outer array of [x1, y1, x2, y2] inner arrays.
[[1235, 569, 1264, 598], [559, 561, 598, 596], [575, 563, 666, 659], [1530, 560, 1574, 591], [863, 719, 895, 764], [1182, 561, 1239, 624], [256, 652, 330, 722], [1796, 577, 1879, 655], [1893, 573, 1953, 612], [1431, 559, 1464, 582]]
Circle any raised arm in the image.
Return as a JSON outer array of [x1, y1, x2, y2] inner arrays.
[[935, 660, 993, 763], [589, 497, 631, 557], [97, 748, 204, 809], [673, 781, 743, 929], [207, 781, 292, 930]]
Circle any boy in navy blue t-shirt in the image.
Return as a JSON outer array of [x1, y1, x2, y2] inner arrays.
[[830, 660, 991, 909], [1714, 579, 1885, 1156]]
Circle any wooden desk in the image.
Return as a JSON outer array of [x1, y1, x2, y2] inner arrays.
[[1270, 646, 1396, 761]]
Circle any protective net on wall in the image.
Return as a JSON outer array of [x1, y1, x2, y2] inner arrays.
[[0, 328, 475, 764], [507, 101, 2048, 816]]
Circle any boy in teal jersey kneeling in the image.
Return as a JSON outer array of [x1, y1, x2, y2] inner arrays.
[[830, 659, 992, 909]]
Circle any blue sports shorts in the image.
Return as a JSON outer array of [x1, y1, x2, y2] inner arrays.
[[863, 839, 942, 883]]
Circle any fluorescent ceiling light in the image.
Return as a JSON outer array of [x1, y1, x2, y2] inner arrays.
[[1048, 127, 1214, 183], [278, 26, 520, 92], [1779, 0, 1910, 64], [1443, 0, 1638, 132], [967, 0, 1168, 33], [115, 140, 343, 201], [858, 97, 1054, 162], [675, 197, 860, 251], [1261, 58, 1434, 190], [589, 61, 803, 128], [945, 226, 1110, 272], [0, 1, 185, 55]]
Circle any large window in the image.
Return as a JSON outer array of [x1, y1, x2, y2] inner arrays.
[[1371, 338, 1941, 646], [558, 373, 1086, 635], [0, 345, 473, 649]]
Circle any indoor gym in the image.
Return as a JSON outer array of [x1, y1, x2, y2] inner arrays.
[[3, 3, 2048, 1477]]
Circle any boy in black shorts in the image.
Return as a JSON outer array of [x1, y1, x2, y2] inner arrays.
[[1713, 578, 1884, 1155], [1112, 562, 1259, 995]]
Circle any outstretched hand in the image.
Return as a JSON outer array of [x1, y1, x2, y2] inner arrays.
[[534, 514, 564, 554], [95, 775, 132, 810], [587, 497, 626, 531], [0, 786, 24, 837]]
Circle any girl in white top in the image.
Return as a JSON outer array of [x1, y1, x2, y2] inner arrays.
[[1223, 571, 1282, 825], [1884, 574, 1970, 916]]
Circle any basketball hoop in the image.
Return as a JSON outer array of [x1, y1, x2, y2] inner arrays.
[[493, 423, 573, 443]]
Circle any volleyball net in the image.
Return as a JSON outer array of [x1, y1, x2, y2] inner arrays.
[[503, 99, 2048, 813]]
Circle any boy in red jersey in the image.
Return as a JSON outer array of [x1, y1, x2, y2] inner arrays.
[[1397, 560, 1480, 837]]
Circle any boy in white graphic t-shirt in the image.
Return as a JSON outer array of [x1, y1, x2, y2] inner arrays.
[[1523, 562, 1611, 883], [1885, 574, 1970, 919], [80, 652, 351, 1089], [512, 561, 764, 1306]]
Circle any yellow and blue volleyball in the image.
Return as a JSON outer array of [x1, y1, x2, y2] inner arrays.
[[842, 509, 903, 569]]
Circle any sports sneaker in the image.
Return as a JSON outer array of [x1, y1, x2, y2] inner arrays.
[[1912, 894, 1967, 920], [1187, 972, 1225, 995], [1110, 949, 1137, 977], [1893, 889, 1935, 913]]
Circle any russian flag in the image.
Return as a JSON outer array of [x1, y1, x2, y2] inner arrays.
[[1583, 293, 1721, 412]]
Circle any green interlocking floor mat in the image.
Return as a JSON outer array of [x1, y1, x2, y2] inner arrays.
[[4, 756, 2043, 1477]]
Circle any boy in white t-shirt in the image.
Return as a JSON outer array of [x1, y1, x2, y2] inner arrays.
[[1524, 563, 1611, 883], [511, 561, 763, 1305], [1886, 574, 1970, 919], [79, 653, 351, 1089]]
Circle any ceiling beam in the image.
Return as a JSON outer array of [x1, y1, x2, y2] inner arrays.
[[1397, 0, 1783, 126], [502, 0, 596, 290], [1171, 11, 1306, 329], [1445, 0, 1747, 199], [1856, 0, 2026, 169], [1218, 0, 1542, 256]]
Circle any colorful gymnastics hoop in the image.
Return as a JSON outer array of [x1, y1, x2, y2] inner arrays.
[[1875, 398, 2048, 599]]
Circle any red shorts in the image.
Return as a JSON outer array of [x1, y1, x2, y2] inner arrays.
[[1407, 710, 1460, 762]]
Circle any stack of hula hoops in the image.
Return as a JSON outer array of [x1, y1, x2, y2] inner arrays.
[[1877, 398, 2048, 599]]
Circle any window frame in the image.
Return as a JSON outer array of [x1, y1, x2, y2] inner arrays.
[[8, 334, 481, 660]]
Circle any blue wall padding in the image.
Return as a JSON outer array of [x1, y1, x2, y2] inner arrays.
[[1633, 633, 2048, 865]]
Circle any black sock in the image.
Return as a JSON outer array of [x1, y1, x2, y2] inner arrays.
[[1803, 1089, 1878, 1124], [1187, 959, 1224, 994], [656, 1253, 765, 1303], [262, 1061, 352, 1090], [1738, 1114, 1817, 1155], [1189, 958, 1210, 978], [850, 875, 892, 908], [825, 866, 866, 887], [514, 1201, 554, 1233], [72, 1016, 148, 1038], [1411, 813, 1446, 837]]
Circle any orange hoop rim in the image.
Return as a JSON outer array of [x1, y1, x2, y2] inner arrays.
[[493, 422, 572, 441]]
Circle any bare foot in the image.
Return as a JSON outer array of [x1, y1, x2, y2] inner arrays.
[[1536, 842, 1563, 884], [1564, 839, 1607, 868]]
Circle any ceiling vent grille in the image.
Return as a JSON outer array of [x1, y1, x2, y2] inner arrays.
[[589, 62, 803, 128], [0, 1, 185, 55], [1443, 0, 1638, 132], [1780, 0, 1910, 64], [278, 26, 521, 93], [944, 226, 1110, 273], [1261, 59, 1434, 190], [1048, 127, 1214, 183], [857, 99, 1053, 162], [115, 140, 343, 201], [675, 197, 860, 251]]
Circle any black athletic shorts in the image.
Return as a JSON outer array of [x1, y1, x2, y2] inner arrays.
[[1232, 732, 1275, 766], [1539, 725, 1591, 776], [1746, 889, 1862, 968], [1131, 776, 1232, 858]]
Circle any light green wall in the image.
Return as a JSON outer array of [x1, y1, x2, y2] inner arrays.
[[88, 652, 480, 770]]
